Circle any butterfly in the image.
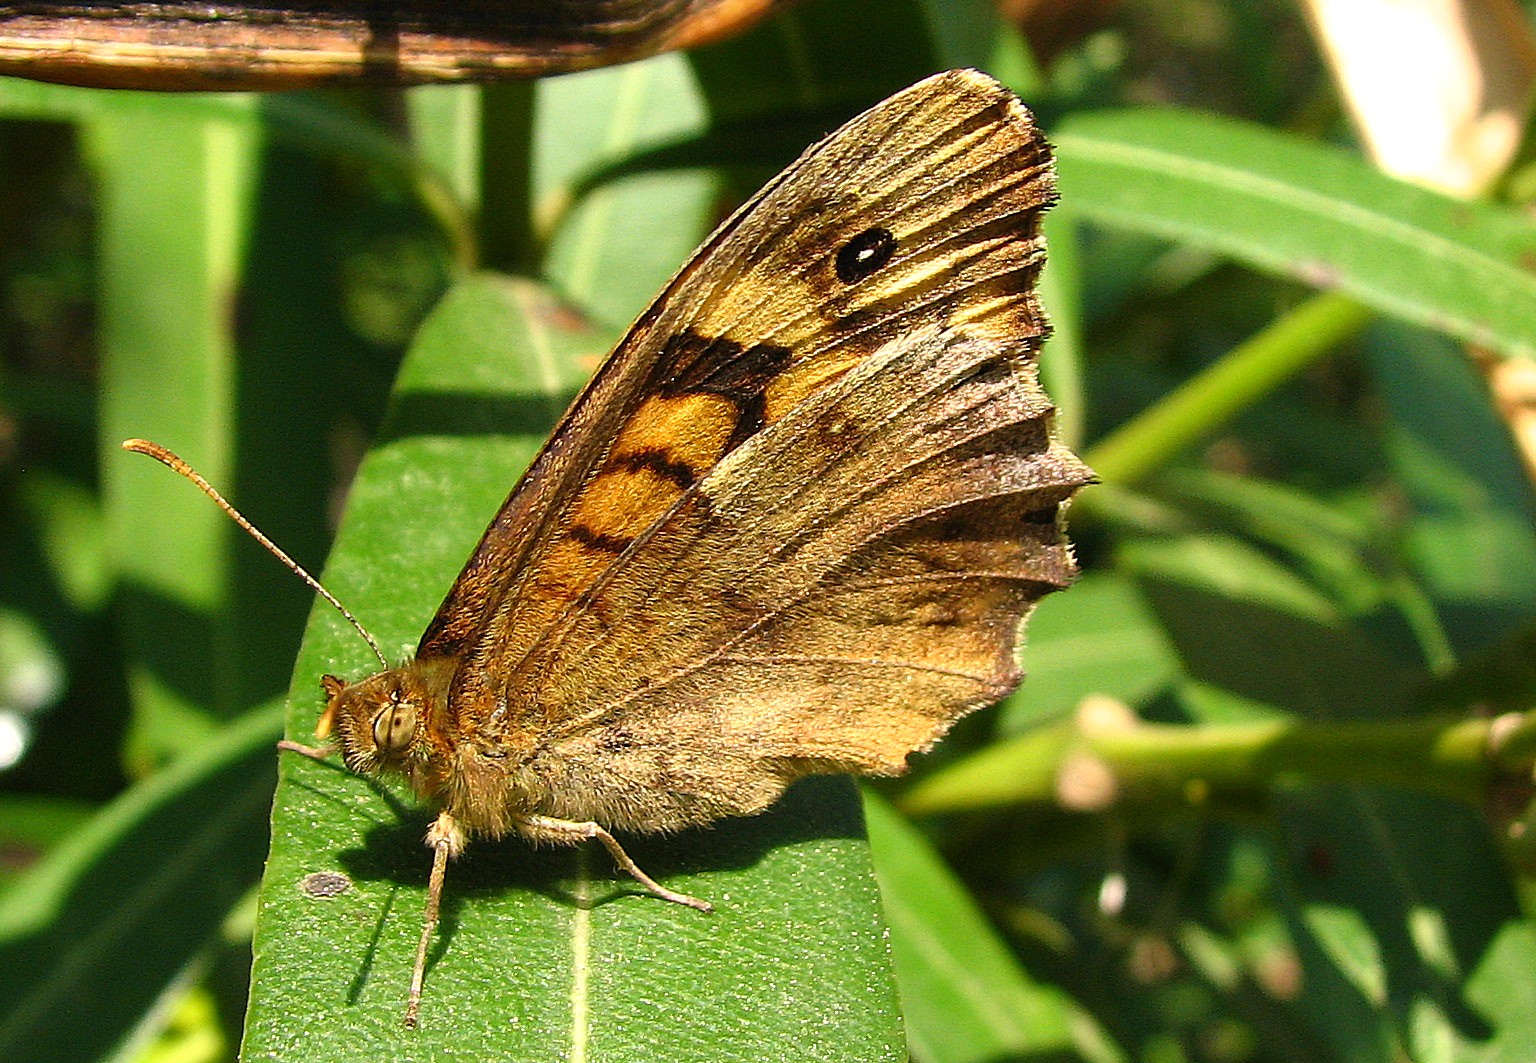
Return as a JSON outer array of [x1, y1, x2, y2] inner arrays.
[[128, 67, 1090, 1027]]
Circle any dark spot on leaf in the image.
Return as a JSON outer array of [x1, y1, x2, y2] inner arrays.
[[300, 870, 352, 898]]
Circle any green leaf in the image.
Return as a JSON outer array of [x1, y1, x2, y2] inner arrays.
[[1000, 571, 1180, 733], [1369, 324, 1536, 656], [0, 701, 281, 1063], [1149, 471, 1389, 616], [87, 89, 398, 780], [1054, 110, 1536, 361], [16, 470, 110, 615], [535, 54, 718, 330], [1302, 905, 1387, 1008], [241, 275, 905, 1060], [1456, 922, 1536, 1063], [1276, 787, 1522, 1063], [865, 790, 1116, 1063], [1422, 617, 1536, 713], [259, 94, 473, 274], [88, 96, 262, 768], [404, 85, 485, 215], [1120, 534, 1416, 720]]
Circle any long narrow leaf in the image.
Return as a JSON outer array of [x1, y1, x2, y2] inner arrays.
[[0, 701, 281, 1063], [865, 791, 1113, 1063], [1054, 109, 1536, 360], [241, 276, 906, 1060], [88, 97, 261, 767]]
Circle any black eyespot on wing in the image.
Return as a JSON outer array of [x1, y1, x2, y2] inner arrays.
[[835, 226, 897, 284]]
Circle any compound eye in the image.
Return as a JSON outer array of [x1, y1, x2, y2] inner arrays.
[[371, 698, 418, 755]]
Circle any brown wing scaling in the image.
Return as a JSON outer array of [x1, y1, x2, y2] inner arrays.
[[498, 326, 1090, 831], [417, 71, 1052, 669], [415, 71, 1076, 829]]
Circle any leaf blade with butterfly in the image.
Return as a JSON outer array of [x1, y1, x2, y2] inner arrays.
[[242, 275, 909, 1059], [241, 67, 1087, 1045]]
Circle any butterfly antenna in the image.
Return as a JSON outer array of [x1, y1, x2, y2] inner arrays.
[[121, 438, 391, 670]]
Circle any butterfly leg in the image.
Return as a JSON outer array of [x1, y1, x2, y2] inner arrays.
[[404, 810, 466, 1028], [519, 814, 714, 913]]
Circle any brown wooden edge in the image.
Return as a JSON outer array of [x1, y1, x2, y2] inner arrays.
[[0, 0, 792, 90]]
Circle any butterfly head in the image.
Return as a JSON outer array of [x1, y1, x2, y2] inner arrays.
[[317, 660, 454, 789]]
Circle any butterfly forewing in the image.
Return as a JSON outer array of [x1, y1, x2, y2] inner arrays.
[[417, 69, 1052, 665], [415, 69, 1084, 831]]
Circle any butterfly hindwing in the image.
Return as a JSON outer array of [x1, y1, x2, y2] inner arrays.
[[512, 326, 1089, 830]]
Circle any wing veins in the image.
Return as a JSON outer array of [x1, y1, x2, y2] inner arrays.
[[503, 329, 995, 684], [547, 485, 1066, 744], [711, 653, 993, 685], [682, 104, 1044, 346], [534, 342, 1053, 724]]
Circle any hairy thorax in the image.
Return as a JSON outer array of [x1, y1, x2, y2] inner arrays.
[[321, 657, 648, 841], [323, 658, 532, 836]]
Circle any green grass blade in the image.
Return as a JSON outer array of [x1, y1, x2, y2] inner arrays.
[[0, 701, 282, 1063]]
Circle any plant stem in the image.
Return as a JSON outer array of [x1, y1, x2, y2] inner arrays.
[[899, 708, 1536, 816], [1084, 291, 1375, 487]]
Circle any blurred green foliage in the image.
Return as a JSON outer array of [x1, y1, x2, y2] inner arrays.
[[2, 0, 1535, 1060]]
